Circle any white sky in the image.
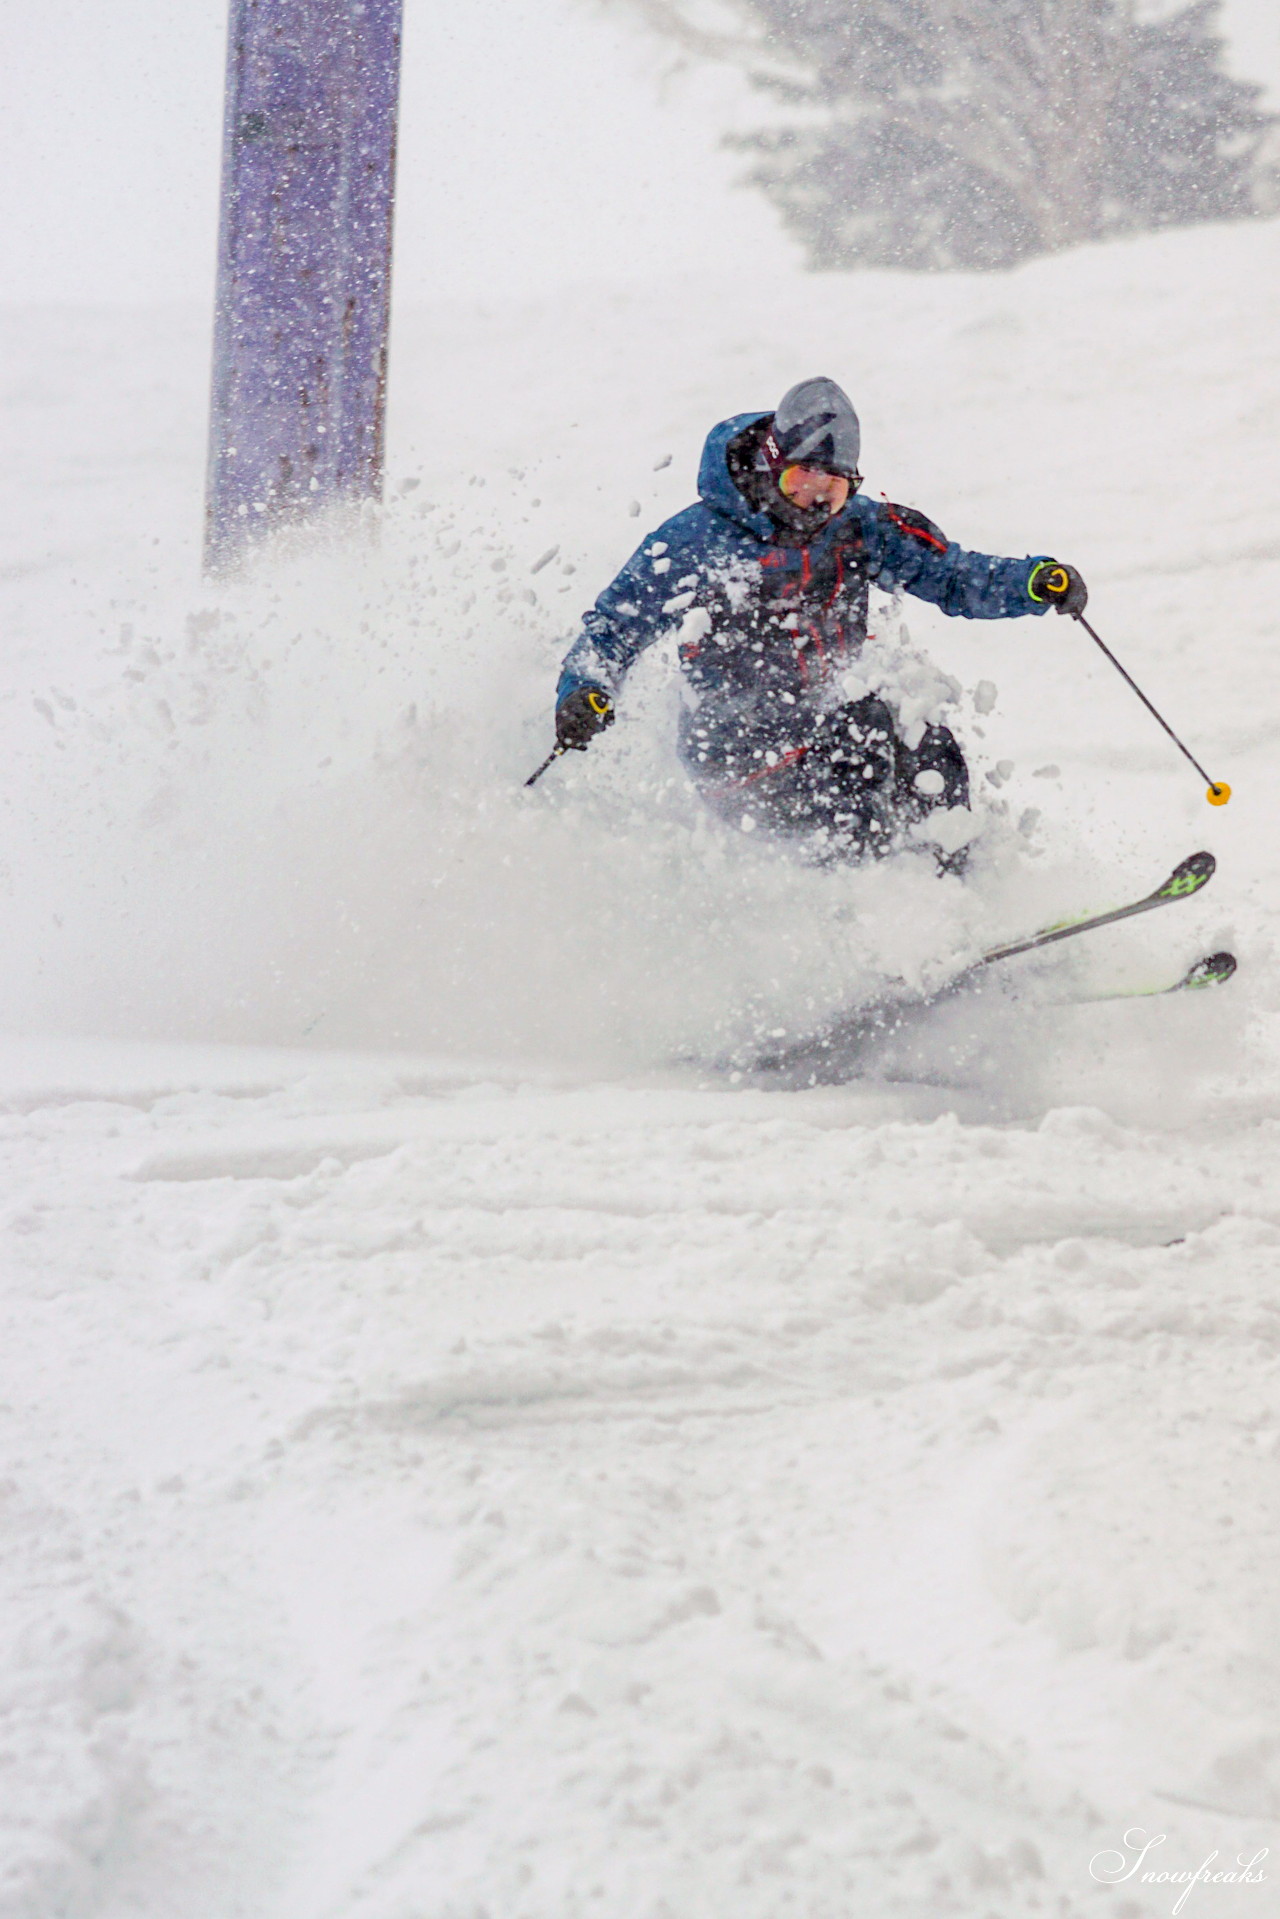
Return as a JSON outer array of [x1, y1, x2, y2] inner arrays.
[[0, 0, 796, 306], [0, 0, 1277, 307]]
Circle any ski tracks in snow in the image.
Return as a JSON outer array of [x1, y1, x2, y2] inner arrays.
[[1, 1041, 1279, 1915]]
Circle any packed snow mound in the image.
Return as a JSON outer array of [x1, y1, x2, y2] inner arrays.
[[2, 1038, 1279, 1918]]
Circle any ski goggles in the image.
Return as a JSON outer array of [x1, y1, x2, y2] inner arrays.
[[778, 463, 862, 507]]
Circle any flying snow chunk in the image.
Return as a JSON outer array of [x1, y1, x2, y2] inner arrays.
[[974, 679, 998, 715], [530, 546, 559, 574], [653, 454, 673, 471], [678, 607, 712, 648], [909, 806, 975, 853]]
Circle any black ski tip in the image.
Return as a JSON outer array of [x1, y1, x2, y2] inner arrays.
[[1157, 851, 1215, 901], [1178, 950, 1237, 991]]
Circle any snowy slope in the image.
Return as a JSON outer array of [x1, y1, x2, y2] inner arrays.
[[1, 215, 1280, 1917]]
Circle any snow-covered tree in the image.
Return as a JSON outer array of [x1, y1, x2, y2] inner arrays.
[[624, 0, 1278, 269]]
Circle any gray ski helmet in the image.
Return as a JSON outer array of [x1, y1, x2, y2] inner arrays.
[[771, 376, 861, 478]]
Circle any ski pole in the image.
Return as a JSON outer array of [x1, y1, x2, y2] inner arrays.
[[1073, 610, 1230, 806], [525, 692, 614, 787], [525, 744, 565, 788]]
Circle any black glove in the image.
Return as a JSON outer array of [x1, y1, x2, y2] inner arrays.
[[1029, 560, 1088, 617], [555, 684, 615, 751]]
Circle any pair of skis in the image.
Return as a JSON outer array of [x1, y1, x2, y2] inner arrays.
[[976, 849, 1234, 1002], [743, 851, 1233, 1082]]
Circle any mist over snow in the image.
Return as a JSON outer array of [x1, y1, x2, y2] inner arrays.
[[3, 4, 1280, 1915], [3, 223, 1273, 1102]]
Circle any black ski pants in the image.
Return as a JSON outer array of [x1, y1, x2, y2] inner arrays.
[[684, 695, 969, 861]]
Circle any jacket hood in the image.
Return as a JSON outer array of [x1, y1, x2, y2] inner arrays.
[[697, 412, 777, 539]]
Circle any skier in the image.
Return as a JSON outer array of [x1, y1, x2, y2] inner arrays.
[[551, 377, 1087, 863]]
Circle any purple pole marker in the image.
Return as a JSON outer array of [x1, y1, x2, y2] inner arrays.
[[205, 0, 403, 573]]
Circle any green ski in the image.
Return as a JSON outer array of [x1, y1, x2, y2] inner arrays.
[[734, 855, 1224, 1084], [1068, 950, 1237, 1004], [980, 851, 1216, 967]]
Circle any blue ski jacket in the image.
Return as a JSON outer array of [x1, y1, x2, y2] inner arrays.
[[557, 413, 1052, 755]]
